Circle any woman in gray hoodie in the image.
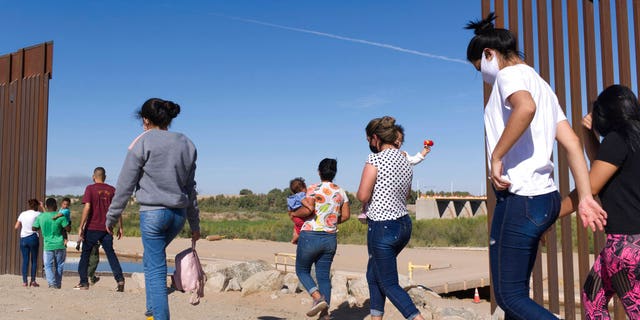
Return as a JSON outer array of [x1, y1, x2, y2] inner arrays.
[[106, 98, 200, 320]]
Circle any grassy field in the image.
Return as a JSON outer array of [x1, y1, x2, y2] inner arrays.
[[64, 196, 604, 250], [132, 212, 489, 247], [64, 199, 489, 247]]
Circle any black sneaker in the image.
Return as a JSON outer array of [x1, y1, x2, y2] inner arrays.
[[116, 281, 125, 292], [90, 276, 100, 285]]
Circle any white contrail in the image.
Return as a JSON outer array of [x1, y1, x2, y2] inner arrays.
[[222, 15, 469, 65]]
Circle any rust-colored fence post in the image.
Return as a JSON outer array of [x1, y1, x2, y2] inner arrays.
[[0, 42, 53, 275], [482, 1, 638, 318]]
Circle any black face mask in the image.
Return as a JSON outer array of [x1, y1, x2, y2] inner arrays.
[[369, 144, 379, 153]]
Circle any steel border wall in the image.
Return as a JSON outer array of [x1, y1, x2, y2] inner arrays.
[[0, 42, 53, 275], [481, 1, 636, 318]]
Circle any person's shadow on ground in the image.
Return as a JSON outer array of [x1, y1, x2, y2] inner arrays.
[[329, 300, 370, 319], [255, 301, 370, 320]]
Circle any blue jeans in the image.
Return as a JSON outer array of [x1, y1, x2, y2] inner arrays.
[[78, 230, 124, 285], [490, 190, 560, 320], [141, 208, 186, 320], [367, 214, 420, 319], [20, 233, 39, 283], [295, 231, 337, 305], [43, 249, 66, 288]]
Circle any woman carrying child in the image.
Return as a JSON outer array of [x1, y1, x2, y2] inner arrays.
[[290, 158, 350, 319]]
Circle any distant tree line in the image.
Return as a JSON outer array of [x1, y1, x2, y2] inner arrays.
[[48, 188, 476, 215], [417, 190, 473, 197], [197, 188, 476, 214]]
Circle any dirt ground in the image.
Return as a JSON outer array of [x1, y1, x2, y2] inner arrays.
[[0, 236, 490, 320]]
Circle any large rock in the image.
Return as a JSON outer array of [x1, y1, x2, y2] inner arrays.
[[131, 272, 145, 288], [407, 286, 440, 309], [221, 260, 273, 284], [346, 295, 358, 307], [439, 307, 480, 320], [206, 272, 227, 292], [282, 273, 300, 294], [241, 270, 284, 296], [330, 274, 349, 306], [347, 277, 369, 306], [202, 259, 273, 292], [202, 260, 236, 275], [225, 278, 242, 291]]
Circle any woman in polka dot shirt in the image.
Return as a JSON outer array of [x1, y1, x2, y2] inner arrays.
[[357, 116, 425, 320]]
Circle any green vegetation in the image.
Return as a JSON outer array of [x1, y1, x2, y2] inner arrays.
[[335, 215, 488, 247], [55, 193, 489, 247], [198, 213, 488, 247], [53, 190, 601, 251]]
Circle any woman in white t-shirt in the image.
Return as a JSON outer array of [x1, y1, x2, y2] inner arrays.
[[14, 198, 42, 287], [357, 116, 426, 320], [466, 13, 607, 319]]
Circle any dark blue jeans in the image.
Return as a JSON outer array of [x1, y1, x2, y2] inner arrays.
[[367, 215, 420, 319], [20, 233, 39, 283], [78, 230, 124, 285], [295, 231, 337, 306], [490, 190, 560, 320]]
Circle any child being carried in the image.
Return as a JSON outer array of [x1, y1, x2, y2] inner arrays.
[[287, 177, 315, 244]]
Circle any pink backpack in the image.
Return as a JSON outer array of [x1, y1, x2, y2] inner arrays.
[[172, 240, 206, 305]]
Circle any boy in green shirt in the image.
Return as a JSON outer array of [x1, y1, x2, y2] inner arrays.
[[33, 198, 70, 288]]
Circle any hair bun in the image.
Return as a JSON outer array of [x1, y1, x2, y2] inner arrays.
[[164, 100, 181, 119], [466, 12, 496, 35], [379, 116, 396, 128]]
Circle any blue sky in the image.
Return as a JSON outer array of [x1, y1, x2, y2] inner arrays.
[[3, 1, 488, 196]]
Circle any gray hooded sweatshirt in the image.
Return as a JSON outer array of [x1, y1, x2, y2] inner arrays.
[[105, 129, 200, 232]]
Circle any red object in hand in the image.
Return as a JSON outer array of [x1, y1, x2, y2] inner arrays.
[[424, 139, 434, 147]]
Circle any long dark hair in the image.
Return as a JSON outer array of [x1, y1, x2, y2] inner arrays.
[[593, 84, 640, 152], [465, 12, 523, 62]]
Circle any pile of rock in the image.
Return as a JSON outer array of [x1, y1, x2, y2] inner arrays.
[[130, 259, 489, 320]]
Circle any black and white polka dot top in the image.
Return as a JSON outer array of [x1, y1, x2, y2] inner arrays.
[[366, 148, 413, 221]]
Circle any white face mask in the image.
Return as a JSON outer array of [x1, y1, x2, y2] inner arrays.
[[481, 50, 500, 84]]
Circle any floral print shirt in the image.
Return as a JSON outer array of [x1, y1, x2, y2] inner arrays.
[[301, 181, 349, 233]]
